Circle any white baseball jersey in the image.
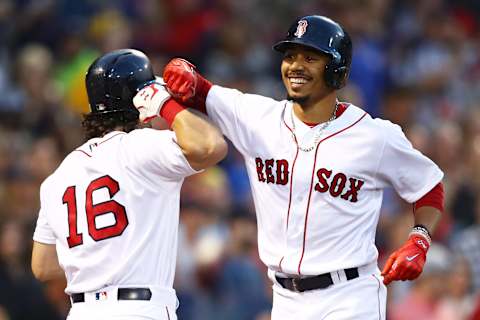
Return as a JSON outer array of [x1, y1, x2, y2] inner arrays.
[[205, 85, 444, 276], [33, 129, 198, 294]]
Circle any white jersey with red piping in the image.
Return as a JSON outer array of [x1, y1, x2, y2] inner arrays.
[[205, 85, 443, 276]]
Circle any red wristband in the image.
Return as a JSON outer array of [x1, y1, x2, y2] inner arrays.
[[193, 74, 212, 114], [160, 99, 186, 127]]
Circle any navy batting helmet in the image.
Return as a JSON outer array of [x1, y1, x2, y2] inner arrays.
[[273, 15, 352, 90], [85, 49, 155, 116]]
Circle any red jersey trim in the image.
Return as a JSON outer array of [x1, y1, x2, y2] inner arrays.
[[278, 256, 285, 273], [297, 112, 367, 275], [280, 117, 299, 272], [299, 103, 349, 127], [414, 182, 444, 213], [74, 132, 125, 157], [98, 132, 126, 145], [73, 149, 91, 157]]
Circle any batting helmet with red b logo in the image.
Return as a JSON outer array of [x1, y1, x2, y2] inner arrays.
[[273, 15, 352, 90]]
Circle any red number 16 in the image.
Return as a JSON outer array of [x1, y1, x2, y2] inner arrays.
[[62, 175, 129, 248]]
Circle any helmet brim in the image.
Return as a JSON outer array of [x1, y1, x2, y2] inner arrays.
[[273, 39, 333, 58]]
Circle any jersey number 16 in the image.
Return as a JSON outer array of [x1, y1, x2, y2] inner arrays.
[[62, 175, 129, 248]]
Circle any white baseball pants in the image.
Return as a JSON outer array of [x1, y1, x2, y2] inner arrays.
[[66, 286, 178, 320], [269, 264, 387, 320]]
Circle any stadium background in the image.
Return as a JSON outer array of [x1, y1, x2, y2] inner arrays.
[[0, 0, 479, 319]]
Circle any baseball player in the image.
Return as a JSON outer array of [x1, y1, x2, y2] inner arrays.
[[31, 49, 227, 320], [161, 16, 445, 319]]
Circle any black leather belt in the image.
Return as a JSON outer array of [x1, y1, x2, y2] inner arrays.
[[276, 267, 359, 292], [71, 288, 152, 303]]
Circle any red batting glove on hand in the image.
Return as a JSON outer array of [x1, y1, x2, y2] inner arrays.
[[381, 234, 430, 285], [163, 58, 197, 102], [163, 58, 212, 109]]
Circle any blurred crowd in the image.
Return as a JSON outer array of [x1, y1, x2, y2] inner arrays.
[[0, 0, 479, 319]]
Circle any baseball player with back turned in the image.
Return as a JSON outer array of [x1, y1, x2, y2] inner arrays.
[[30, 49, 227, 320], [161, 15, 445, 319]]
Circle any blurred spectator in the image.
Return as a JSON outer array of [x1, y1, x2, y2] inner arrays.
[[452, 202, 480, 292], [214, 212, 271, 320], [181, 167, 232, 215], [0, 220, 62, 319], [435, 256, 475, 320], [0, 306, 10, 320]]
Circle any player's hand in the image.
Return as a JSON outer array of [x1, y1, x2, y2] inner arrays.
[[163, 58, 215, 105], [163, 58, 198, 103], [381, 234, 430, 285], [133, 79, 171, 123]]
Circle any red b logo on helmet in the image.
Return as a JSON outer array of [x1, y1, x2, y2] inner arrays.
[[294, 20, 308, 38]]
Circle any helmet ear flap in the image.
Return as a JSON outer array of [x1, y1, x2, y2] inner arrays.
[[324, 58, 349, 90]]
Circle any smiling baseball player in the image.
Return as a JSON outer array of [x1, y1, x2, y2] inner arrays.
[[160, 15, 445, 319], [30, 49, 227, 320]]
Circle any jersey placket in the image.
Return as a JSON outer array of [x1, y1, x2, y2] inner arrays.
[[281, 113, 322, 276]]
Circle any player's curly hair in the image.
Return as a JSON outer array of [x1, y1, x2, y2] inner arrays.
[[82, 111, 139, 140]]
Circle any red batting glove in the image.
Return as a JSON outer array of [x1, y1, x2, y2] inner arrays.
[[381, 234, 430, 285], [163, 58, 198, 102], [163, 58, 212, 110]]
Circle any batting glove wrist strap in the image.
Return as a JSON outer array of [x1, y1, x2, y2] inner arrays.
[[409, 225, 432, 248]]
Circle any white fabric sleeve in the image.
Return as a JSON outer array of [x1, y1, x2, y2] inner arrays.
[[375, 120, 444, 203], [121, 128, 200, 181], [33, 181, 56, 244], [205, 85, 279, 155]]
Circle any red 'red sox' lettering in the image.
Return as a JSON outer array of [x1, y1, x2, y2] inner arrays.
[[316, 169, 364, 202], [255, 157, 289, 185], [256, 157, 364, 202], [340, 178, 364, 202]]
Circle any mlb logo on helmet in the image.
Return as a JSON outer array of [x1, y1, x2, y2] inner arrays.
[[95, 291, 108, 300], [294, 20, 308, 38]]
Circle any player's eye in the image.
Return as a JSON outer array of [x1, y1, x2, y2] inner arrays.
[[305, 56, 318, 63], [283, 53, 294, 61]]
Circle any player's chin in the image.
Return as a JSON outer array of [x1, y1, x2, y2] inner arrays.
[[287, 92, 310, 104], [287, 83, 311, 95]]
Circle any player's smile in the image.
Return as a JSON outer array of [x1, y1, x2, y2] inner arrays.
[[287, 74, 312, 90]]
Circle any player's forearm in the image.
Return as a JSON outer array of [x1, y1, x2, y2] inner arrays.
[[33, 264, 65, 282], [172, 108, 227, 170], [413, 206, 441, 234], [413, 182, 444, 233], [31, 242, 65, 282]]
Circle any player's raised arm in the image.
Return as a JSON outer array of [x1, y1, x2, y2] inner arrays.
[[162, 58, 284, 158], [132, 80, 227, 170]]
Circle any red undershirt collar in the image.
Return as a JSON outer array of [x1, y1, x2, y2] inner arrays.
[[302, 103, 349, 127]]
